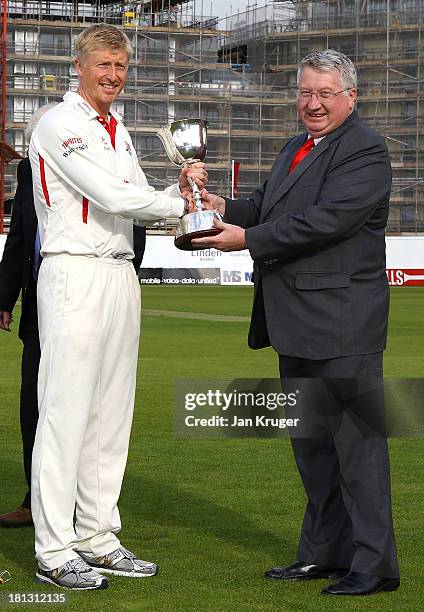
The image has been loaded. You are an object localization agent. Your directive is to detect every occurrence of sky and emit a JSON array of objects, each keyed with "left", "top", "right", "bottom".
[{"left": 188, "top": 0, "right": 268, "bottom": 19}]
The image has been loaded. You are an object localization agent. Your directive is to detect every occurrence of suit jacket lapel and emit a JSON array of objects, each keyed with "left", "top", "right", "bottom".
[
  {"left": 260, "top": 134, "right": 305, "bottom": 222},
  {"left": 261, "top": 111, "right": 360, "bottom": 222}
]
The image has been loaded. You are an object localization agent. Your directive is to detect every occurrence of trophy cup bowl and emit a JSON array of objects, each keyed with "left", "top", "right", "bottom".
[{"left": 157, "top": 118, "right": 223, "bottom": 251}]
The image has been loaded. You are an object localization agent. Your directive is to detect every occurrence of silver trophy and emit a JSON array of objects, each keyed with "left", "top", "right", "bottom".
[{"left": 157, "top": 118, "right": 223, "bottom": 250}]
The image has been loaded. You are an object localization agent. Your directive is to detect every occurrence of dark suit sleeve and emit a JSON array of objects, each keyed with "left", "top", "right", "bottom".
[
  {"left": 224, "top": 180, "right": 267, "bottom": 228},
  {"left": 246, "top": 138, "right": 391, "bottom": 262},
  {"left": 0, "top": 160, "right": 27, "bottom": 312}
]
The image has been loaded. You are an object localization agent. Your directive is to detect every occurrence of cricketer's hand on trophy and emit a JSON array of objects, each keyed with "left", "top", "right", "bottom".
[
  {"left": 179, "top": 162, "right": 208, "bottom": 197},
  {"left": 180, "top": 191, "right": 197, "bottom": 214}
]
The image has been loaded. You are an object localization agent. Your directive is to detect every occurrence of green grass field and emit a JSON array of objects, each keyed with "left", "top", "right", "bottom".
[{"left": 0, "top": 287, "right": 423, "bottom": 611}]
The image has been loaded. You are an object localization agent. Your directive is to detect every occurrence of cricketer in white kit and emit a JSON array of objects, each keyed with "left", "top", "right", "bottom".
[{"left": 28, "top": 24, "right": 206, "bottom": 590}]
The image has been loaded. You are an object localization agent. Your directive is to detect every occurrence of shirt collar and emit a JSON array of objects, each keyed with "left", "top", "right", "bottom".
[
  {"left": 63, "top": 91, "right": 121, "bottom": 122},
  {"left": 310, "top": 135, "right": 326, "bottom": 146}
]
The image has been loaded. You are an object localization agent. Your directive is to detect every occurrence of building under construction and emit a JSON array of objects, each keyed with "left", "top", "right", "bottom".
[{"left": 1, "top": 0, "right": 423, "bottom": 233}]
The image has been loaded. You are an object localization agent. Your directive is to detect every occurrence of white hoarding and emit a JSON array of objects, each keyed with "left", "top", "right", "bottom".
[
  {"left": 140, "top": 235, "right": 424, "bottom": 286},
  {"left": 1, "top": 234, "right": 423, "bottom": 286}
]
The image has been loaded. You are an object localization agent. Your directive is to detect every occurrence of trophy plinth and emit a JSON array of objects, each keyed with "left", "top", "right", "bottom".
[{"left": 157, "top": 118, "right": 222, "bottom": 251}]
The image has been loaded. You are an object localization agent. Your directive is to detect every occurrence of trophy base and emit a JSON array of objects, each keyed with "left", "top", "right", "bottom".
[
  {"left": 174, "top": 210, "right": 223, "bottom": 251},
  {"left": 175, "top": 227, "right": 222, "bottom": 251}
]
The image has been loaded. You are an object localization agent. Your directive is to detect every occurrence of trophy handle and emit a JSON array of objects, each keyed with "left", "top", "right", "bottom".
[
  {"left": 187, "top": 174, "right": 203, "bottom": 211},
  {"left": 156, "top": 128, "right": 185, "bottom": 167}
]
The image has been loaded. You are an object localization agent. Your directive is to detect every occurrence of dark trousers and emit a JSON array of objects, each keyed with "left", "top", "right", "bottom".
[
  {"left": 20, "top": 331, "right": 40, "bottom": 509},
  {"left": 279, "top": 352, "right": 399, "bottom": 579}
]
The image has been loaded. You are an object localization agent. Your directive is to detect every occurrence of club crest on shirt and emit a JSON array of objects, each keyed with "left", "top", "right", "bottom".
[
  {"left": 100, "top": 135, "right": 113, "bottom": 151},
  {"left": 62, "top": 137, "right": 88, "bottom": 158}
]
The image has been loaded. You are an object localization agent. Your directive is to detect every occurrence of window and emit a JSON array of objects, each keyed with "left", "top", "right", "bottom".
[
  {"left": 14, "top": 30, "right": 38, "bottom": 54},
  {"left": 40, "top": 31, "right": 70, "bottom": 56},
  {"left": 111, "top": 102, "right": 125, "bottom": 118},
  {"left": 134, "top": 136, "right": 161, "bottom": 160},
  {"left": 402, "top": 101, "right": 416, "bottom": 119},
  {"left": 403, "top": 36, "right": 417, "bottom": 57},
  {"left": 13, "top": 97, "right": 39, "bottom": 123},
  {"left": 13, "top": 130, "right": 26, "bottom": 155},
  {"left": 400, "top": 205, "right": 416, "bottom": 231},
  {"left": 13, "top": 62, "right": 38, "bottom": 89}
]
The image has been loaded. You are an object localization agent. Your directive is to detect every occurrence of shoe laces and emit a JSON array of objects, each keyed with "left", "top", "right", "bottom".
[{"left": 62, "top": 558, "right": 91, "bottom": 574}]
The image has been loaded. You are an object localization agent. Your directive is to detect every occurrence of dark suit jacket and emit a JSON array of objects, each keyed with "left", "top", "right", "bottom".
[
  {"left": 225, "top": 111, "right": 391, "bottom": 360},
  {"left": 132, "top": 224, "right": 146, "bottom": 272},
  {"left": 0, "top": 158, "right": 146, "bottom": 341},
  {"left": 0, "top": 158, "right": 38, "bottom": 340}
]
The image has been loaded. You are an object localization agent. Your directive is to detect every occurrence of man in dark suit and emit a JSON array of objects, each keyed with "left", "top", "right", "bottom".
[
  {"left": 0, "top": 157, "right": 146, "bottom": 528},
  {"left": 0, "top": 156, "right": 39, "bottom": 527},
  {"left": 193, "top": 50, "right": 399, "bottom": 596}
]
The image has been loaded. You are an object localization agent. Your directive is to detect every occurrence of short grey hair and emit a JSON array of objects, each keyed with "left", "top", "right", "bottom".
[
  {"left": 298, "top": 50, "right": 357, "bottom": 92},
  {"left": 25, "top": 102, "right": 59, "bottom": 141}
]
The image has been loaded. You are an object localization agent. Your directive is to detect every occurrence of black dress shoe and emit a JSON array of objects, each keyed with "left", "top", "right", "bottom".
[
  {"left": 322, "top": 571, "right": 400, "bottom": 596},
  {"left": 265, "top": 560, "right": 348, "bottom": 581}
]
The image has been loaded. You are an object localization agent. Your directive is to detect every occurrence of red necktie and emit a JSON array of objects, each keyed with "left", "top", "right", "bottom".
[
  {"left": 288, "top": 137, "right": 315, "bottom": 173},
  {"left": 97, "top": 115, "right": 118, "bottom": 150}
]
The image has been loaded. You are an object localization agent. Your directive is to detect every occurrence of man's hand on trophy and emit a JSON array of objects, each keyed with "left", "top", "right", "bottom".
[
  {"left": 179, "top": 162, "right": 208, "bottom": 192},
  {"left": 199, "top": 189, "right": 226, "bottom": 216},
  {"left": 192, "top": 218, "right": 247, "bottom": 252}
]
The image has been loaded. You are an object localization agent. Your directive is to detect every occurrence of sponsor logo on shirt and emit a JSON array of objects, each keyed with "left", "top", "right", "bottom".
[
  {"left": 62, "top": 137, "right": 88, "bottom": 158},
  {"left": 76, "top": 100, "right": 93, "bottom": 116}
]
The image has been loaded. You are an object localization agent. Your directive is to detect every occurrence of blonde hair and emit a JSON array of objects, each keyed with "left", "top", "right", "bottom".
[{"left": 75, "top": 24, "right": 133, "bottom": 62}]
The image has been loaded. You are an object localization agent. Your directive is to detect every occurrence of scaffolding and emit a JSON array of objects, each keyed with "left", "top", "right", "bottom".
[
  {"left": 1, "top": 0, "right": 423, "bottom": 234},
  {"left": 220, "top": 0, "right": 424, "bottom": 234}
]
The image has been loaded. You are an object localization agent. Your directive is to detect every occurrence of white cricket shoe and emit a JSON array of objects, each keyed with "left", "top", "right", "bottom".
[
  {"left": 35, "top": 557, "right": 108, "bottom": 590},
  {"left": 79, "top": 546, "right": 158, "bottom": 578}
]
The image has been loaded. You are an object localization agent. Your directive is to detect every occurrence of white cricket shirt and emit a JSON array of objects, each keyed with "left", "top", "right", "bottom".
[{"left": 29, "top": 91, "right": 184, "bottom": 259}]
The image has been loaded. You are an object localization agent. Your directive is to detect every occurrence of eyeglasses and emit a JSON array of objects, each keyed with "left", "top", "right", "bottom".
[{"left": 296, "top": 88, "right": 352, "bottom": 102}]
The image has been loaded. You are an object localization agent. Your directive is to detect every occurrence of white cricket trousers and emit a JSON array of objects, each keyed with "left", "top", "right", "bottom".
[{"left": 32, "top": 254, "right": 141, "bottom": 571}]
